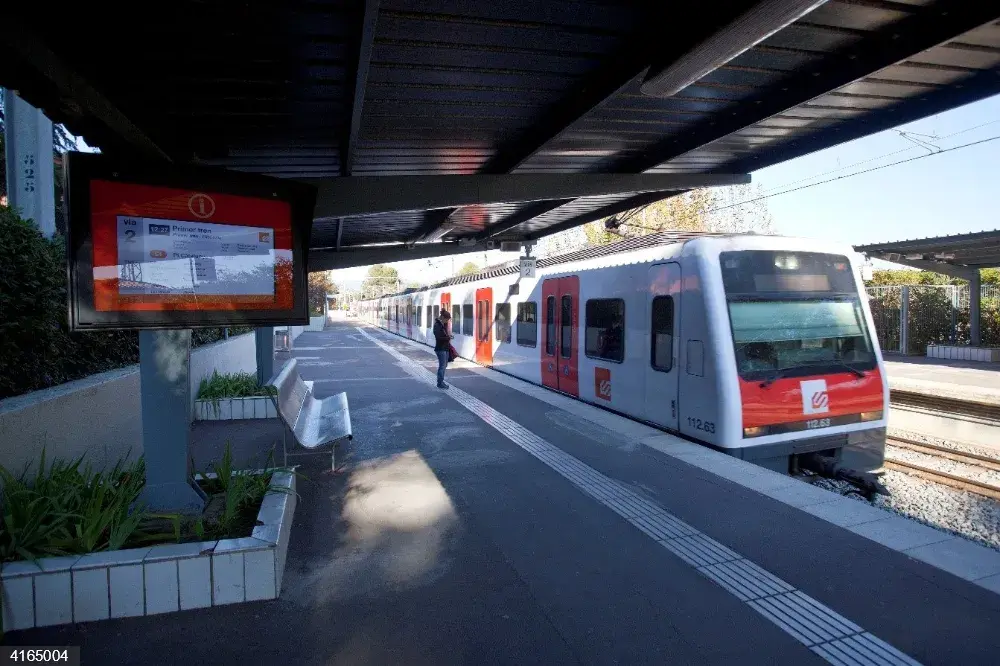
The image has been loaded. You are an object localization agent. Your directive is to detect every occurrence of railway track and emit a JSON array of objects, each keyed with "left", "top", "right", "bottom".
[
  {"left": 890, "top": 389, "right": 1000, "bottom": 423},
  {"left": 885, "top": 435, "right": 1000, "bottom": 502}
]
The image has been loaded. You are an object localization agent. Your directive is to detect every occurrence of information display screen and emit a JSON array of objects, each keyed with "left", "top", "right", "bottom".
[{"left": 67, "top": 153, "right": 314, "bottom": 330}]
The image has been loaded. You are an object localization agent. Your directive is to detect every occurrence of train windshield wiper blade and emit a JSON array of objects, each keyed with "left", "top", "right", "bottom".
[
  {"left": 809, "top": 359, "right": 866, "bottom": 379},
  {"left": 759, "top": 367, "right": 794, "bottom": 388}
]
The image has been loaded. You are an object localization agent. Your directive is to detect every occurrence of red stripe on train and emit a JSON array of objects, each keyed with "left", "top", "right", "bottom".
[{"left": 739, "top": 368, "right": 883, "bottom": 429}]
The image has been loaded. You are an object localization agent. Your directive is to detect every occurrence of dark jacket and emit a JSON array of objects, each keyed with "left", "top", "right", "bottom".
[{"left": 433, "top": 319, "right": 450, "bottom": 352}]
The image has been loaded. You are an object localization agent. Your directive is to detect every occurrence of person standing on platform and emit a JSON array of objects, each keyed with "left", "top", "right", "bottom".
[{"left": 433, "top": 309, "right": 453, "bottom": 389}]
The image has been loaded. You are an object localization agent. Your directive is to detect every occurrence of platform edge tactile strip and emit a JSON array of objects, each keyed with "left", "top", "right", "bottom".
[{"left": 357, "top": 326, "right": 924, "bottom": 666}]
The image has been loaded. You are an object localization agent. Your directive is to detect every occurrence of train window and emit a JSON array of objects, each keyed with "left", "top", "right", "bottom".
[
  {"left": 463, "top": 304, "right": 474, "bottom": 335},
  {"left": 545, "top": 297, "right": 556, "bottom": 355},
  {"left": 495, "top": 303, "right": 511, "bottom": 344},
  {"left": 477, "top": 300, "right": 491, "bottom": 342},
  {"left": 517, "top": 302, "right": 537, "bottom": 347},
  {"left": 452, "top": 305, "right": 462, "bottom": 335},
  {"left": 585, "top": 299, "right": 624, "bottom": 363},
  {"left": 395, "top": 305, "right": 400, "bottom": 324},
  {"left": 433, "top": 305, "right": 440, "bottom": 322},
  {"left": 651, "top": 296, "right": 674, "bottom": 372},
  {"left": 560, "top": 296, "right": 573, "bottom": 359},
  {"left": 426, "top": 306, "right": 432, "bottom": 328}
]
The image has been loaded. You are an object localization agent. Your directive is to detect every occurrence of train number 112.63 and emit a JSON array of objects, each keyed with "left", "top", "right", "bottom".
[
  {"left": 687, "top": 417, "right": 716, "bottom": 434},
  {"left": 806, "top": 418, "right": 831, "bottom": 429}
]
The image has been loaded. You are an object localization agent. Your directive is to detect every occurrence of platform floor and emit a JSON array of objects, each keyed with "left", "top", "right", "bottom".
[
  {"left": 886, "top": 357, "right": 1000, "bottom": 404},
  {"left": 8, "top": 323, "right": 1000, "bottom": 665}
]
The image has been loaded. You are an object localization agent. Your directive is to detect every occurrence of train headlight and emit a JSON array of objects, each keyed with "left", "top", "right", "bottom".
[
  {"left": 859, "top": 410, "right": 883, "bottom": 422},
  {"left": 743, "top": 426, "right": 768, "bottom": 438}
]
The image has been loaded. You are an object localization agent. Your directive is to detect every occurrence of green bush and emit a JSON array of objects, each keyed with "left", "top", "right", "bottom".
[
  {"left": 0, "top": 451, "right": 148, "bottom": 562},
  {"left": 197, "top": 370, "right": 274, "bottom": 400},
  {"left": 0, "top": 208, "right": 258, "bottom": 400}
]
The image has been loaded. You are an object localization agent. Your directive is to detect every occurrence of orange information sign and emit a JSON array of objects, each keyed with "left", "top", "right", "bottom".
[{"left": 66, "top": 152, "right": 314, "bottom": 331}]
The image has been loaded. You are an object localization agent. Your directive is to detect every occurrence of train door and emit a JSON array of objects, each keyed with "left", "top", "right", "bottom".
[
  {"left": 475, "top": 287, "right": 493, "bottom": 365},
  {"left": 642, "top": 263, "right": 680, "bottom": 429},
  {"left": 540, "top": 276, "right": 579, "bottom": 396},
  {"left": 441, "top": 292, "right": 452, "bottom": 335},
  {"left": 406, "top": 298, "right": 413, "bottom": 338}
]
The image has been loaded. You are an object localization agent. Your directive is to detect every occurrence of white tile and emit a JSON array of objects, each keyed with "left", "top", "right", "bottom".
[
  {"left": 266, "top": 401, "right": 278, "bottom": 418},
  {"left": 34, "top": 571, "right": 73, "bottom": 626},
  {"left": 212, "top": 552, "right": 245, "bottom": 605},
  {"left": 847, "top": 517, "right": 952, "bottom": 552},
  {"left": 144, "top": 560, "right": 179, "bottom": 615},
  {"left": 145, "top": 541, "right": 217, "bottom": 562},
  {"left": 72, "top": 568, "right": 110, "bottom": 622},
  {"left": 2, "top": 575, "right": 35, "bottom": 630},
  {"left": 905, "top": 537, "right": 1000, "bottom": 581},
  {"left": 178, "top": 557, "right": 212, "bottom": 610},
  {"left": 2, "top": 561, "right": 41, "bottom": 579},
  {"left": 219, "top": 400, "right": 232, "bottom": 420},
  {"left": 74, "top": 548, "right": 151, "bottom": 569},
  {"left": 258, "top": 398, "right": 268, "bottom": 418},
  {"left": 244, "top": 549, "right": 277, "bottom": 601},
  {"left": 109, "top": 565, "right": 145, "bottom": 618},
  {"left": 800, "top": 497, "right": 887, "bottom": 527}
]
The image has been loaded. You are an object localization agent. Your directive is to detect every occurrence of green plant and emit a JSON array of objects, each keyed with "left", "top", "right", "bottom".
[
  {"left": 0, "top": 451, "right": 148, "bottom": 562},
  {"left": 197, "top": 370, "right": 275, "bottom": 401}
]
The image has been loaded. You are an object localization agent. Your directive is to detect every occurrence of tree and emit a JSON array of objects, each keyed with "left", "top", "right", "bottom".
[
  {"left": 308, "top": 271, "right": 336, "bottom": 315},
  {"left": 581, "top": 184, "right": 773, "bottom": 247},
  {"left": 360, "top": 264, "right": 400, "bottom": 299},
  {"left": 456, "top": 261, "right": 480, "bottom": 276}
]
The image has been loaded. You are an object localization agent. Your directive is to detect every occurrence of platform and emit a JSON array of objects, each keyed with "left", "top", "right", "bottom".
[
  {"left": 8, "top": 322, "right": 1000, "bottom": 665},
  {"left": 885, "top": 357, "right": 1000, "bottom": 452},
  {"left": 886, "top": 357, "right": 1000, "bottom": 406}
]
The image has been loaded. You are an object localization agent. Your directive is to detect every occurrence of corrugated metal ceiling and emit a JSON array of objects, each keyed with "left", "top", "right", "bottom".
[{"left": 3, "top": 1, "right": 999, "bottom": 262}]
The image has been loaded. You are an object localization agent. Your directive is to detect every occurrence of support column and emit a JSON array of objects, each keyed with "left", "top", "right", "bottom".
[
  {"left": 899, "top": 286, "right": 910, "bottom": 354},
  {"left": 256, "top": 327, "right": 275, "bottom": 385},
  {"left": 139, "top": 330, "right": 206, "bottom": 513},
  {"left": 3, "top": 90, "right": 55, "bottom": 237},
  {"left": 970, "top": 271, "right": 982, "bottom": 347}
]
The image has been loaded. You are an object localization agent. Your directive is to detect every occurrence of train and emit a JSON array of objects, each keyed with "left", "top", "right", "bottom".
[{"left": 356, "top": 232, "right": 889, "bottom": 476}]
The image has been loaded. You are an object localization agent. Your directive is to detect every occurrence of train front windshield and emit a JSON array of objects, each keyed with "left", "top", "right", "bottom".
[{"left": 720, "top": 251, "right": 877, "bottom": 381}]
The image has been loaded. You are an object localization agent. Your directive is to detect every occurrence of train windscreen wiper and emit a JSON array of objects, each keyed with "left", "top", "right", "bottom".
[
  {"left": 804, "top": 359, "right": 867, "bottom": 379},
  {"left": 758, "top": 367, "right": 795, "bottom": 388}
]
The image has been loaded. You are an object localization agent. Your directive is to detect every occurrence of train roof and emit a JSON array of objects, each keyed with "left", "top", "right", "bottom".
[{"left": 368, "top": 230, "right": 720, "bottom": 299}]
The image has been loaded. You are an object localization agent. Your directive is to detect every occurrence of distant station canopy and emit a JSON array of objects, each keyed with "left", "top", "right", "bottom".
[{"left": 855, "top": 229, "right": 1000, "bottom": 348}]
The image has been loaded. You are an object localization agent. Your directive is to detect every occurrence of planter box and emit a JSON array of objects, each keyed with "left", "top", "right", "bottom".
[
  {"left": 306, "top": 315, "right": 326, "bottom": 332},
  {"left": 194, "top": 396, "right": 277, "bottom": 421},
  {"left": 1, "top": 471, "right": 297, "bottom": 630},
  {"left": 927, "top": 345, "right": 1000, "bottom": 363}
]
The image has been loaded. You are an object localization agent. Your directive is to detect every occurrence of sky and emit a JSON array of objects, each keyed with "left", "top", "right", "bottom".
[{"left": 327, "top": 92, "right": 1000, "bottom": 291}]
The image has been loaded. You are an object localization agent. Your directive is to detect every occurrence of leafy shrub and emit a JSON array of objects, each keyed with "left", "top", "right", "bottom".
[
  {"left": 196, "top": 370, "right": 274, "bottom": 400},
  {"left": 0, "top": 451, "right": 147, "bottom": 562}
]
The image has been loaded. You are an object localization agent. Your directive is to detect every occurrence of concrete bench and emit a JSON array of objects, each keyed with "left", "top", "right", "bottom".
[{"left": 267, "top": 358, "right": 353, "bottom": 469}]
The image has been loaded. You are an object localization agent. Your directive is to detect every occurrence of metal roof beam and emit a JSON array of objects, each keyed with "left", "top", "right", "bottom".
[
  {"left": 0, "top": 16, "right": 170, "bottom": 162},
  {"left": 311, "top": 173, "right": 749, "bottom": 219},
  {"left": 310, "top": 240, "right": 488, "bottom": 271},
  {"left": 475, "top": 199, "right": 576, "bottom": 241},
  {"left": 341, "top": 0, "right": 380, "bottom": 177},
  {"left": 859, "top": 254, "right": 975, "bottom": 280},
  {"left": 609, "top": 3, "right": 1000, "bottom": 174},
  {"left": 411, "top": 1, "right": 761, "bottom": 242}
]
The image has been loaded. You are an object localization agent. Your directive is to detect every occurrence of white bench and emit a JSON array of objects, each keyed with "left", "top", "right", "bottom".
[{"left": 267, "top": 358, "right": 352, "bottom": 469}]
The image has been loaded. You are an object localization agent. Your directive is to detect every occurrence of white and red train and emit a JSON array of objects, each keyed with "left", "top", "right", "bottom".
[{"left": 357, "top": 233, "right": 888, "bottom": 474}]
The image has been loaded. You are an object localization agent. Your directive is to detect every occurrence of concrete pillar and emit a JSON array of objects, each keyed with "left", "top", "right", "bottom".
[
  {"left": 3, "top": 90, "right": 56, "bottom": 237},
  {"left": 899, "top": 286, "right": 910, "bottom": 354},
  {"left": 970, "top": 271, "right": 982, "bottom": 347},
  {"left": 138, "top": 330, "right": 206, "bottom": 513},
  {"left": 256, "top": 327, "right": 275, "bottom": 385}
]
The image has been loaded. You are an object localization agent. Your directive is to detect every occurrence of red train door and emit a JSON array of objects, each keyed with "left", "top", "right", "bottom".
[
  {"left": 475, "top": 287, "right": 493, "bottom": 365},
  {"left": 441, "top": 292, "right": 452, "bottom": 335},
  {"left": 540, "top": 276, "right": 579, "bottom": 396}
]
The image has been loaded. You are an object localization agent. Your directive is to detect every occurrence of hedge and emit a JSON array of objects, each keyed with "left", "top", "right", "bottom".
[{"left": 0, "top": 207, "right": 253, "bottom": 400}]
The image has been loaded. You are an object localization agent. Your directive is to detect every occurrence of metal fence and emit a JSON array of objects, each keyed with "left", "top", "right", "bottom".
[{"left": 865, "top": 285, "right": 1000, "bottom": 354}]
